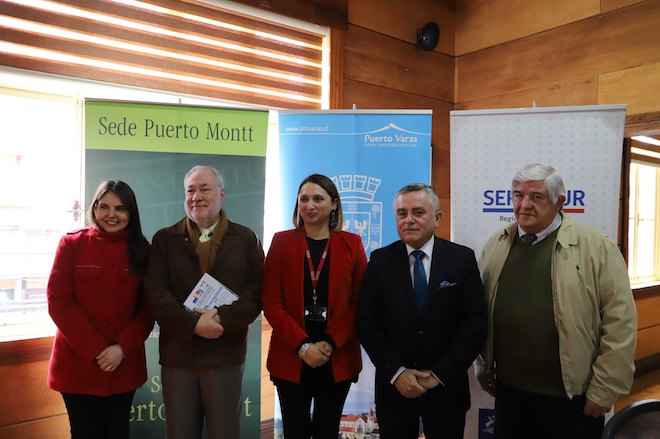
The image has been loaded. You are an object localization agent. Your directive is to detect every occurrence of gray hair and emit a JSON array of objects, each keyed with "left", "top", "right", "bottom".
[
  {"left": 512, "top": 163, "right": 566, "bottom": 203},
  {"left": 395, "top": 183, "right": 440, "bottom": 212},
  {"left": 184, "top": 165, "right": 224, "bottom": 189}
]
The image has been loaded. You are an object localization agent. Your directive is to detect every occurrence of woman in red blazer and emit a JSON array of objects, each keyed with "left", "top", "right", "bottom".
[
  {"left": 264, "top": 173, "right": 367, "bottom": 439},
  {"left": 47, "top": 180, "right": 153, "bottom": 439}
]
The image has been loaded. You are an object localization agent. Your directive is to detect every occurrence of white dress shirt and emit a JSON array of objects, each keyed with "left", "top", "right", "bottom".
[
  {"left": 405, "top": 236, "right": 434, "bottom": 285},
  {"left": 392, "top": 235, "right": 443, "bottom": 386},
  {"left": 517, "top": 213, "right": 562, "bottom": 245}
]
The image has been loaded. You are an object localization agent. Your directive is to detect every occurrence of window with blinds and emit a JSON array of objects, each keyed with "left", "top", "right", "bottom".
[{"left": 0, "top": 0, "right": 325, "bottom": 108}]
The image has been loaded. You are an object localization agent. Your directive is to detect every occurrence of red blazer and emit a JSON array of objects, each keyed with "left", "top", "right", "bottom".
[
  {"left": 47, "top": 227, "right": 153, "bottom": 396},
  {"left": 263, "top": 229, "right": 367, "bottom": 383}
]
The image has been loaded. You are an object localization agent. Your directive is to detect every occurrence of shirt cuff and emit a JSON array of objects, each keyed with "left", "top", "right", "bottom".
[
  {"left": 431, "top": 371, "right": 445, "bottom": 387},
  {"left": 298, "top": 342, "right": 312, "bottom": 357},
  {"left": 390, "top": 367, "right": 407, "bottom": 384}
]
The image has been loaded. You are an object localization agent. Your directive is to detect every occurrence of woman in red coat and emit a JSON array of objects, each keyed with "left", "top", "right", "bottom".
[
  {"left": 47, "top": 180, "right": 153, "bottom": 439},
  {"left": 263, "top": 174, "right": 367, "bottom": 439}
]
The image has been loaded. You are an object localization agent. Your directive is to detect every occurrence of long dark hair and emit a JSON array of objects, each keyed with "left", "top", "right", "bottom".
[
  {"left": 89, "top": 180, "right": 149, "bottom": 276},
  {"left": 291, "top": 174, "right": 343, "bottom": 231}
]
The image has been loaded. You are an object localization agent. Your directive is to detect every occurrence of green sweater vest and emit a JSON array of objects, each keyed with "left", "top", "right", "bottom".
[{"left": 494, "top": 229, "right": 565, "bottom": 397}]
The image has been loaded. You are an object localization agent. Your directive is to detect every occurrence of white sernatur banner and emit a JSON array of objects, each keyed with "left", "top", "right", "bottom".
[
  {"left": 451, "top": 104, "right": 625, "bottom": 256},
  {"left": 450, "top": 104, "right": 626, "bottom": 439}
]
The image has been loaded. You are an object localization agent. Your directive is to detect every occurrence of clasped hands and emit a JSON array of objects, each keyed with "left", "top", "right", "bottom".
[
  {"left": 394, "top": 369, "right": 442, "bottom": 398},
  {"left": 194, "top": 308, "right": 224, "bottom": 339},
  {"left": 96, "top": 344, "right": 124, "bottom": 373},
  {"left": 299, "top": 341, "right": 333, "bottom": 368}
]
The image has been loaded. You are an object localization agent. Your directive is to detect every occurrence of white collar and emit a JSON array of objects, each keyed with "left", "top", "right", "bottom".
[
  {"left": 405, "top": 235, "right": 435, "bottom": 258},
  {"left": 517, "top": 213, "right": 562, "bottom": 245}
]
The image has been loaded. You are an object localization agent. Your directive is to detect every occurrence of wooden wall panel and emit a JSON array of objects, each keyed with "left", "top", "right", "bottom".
[
  {"left": 456, "top": 78, "right": 597, "bottom": 110},
  {"left": 229, "top": 0, "right": 348, "bottom": 28},
  {"left": 636, "top": 324, "right": 660, "bottom": 360},
  {"left": 455, "top": 0, "right": 600, "bottom": 55},
  {"left": 455, "top": 0, "right": 660, "bottom": 103},
  {"left": 437, "top": 197, "right": 451, "bottom": 240},
  {"left": 435, "top": 155, "right": 451, "bottom": 239},
  {"left": 330, "top": 27, "right": 345, "bottom": 108},
  {"left": 599, "top": 62, "right": 660, "bottom": 115},
  {"left": 343, "top": 79, "right": 451, "bottom": 146},
  {"left": 0, "top": 361, "right": 64, "bottom": 427},
  {"left": 348, "top": 0, "right": 455, "bottom": 56},
  {"left": 636, "top": 294, "right": 660, "bottom": 330},
  {"left": 602, "top": 0, "right": 646, "bottom": 12},
  {"left": 0, "top": 415, "right": 68, "bottom": 439},
  {"left": 344, "top": 25, "right": 454, "bottom": 103}
]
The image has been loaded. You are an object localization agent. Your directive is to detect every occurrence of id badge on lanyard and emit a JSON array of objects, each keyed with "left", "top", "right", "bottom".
[{"left": 304, "top": 240, "right": 329, "bottom": 323}]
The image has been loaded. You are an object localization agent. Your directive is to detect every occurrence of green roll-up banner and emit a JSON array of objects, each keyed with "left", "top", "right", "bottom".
[{"left": 84, "top": 100, "right": 267, "bottom": 439}]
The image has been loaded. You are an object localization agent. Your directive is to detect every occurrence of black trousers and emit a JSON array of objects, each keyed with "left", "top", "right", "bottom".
[
  {"left": 375, "top": 380, "right": 466, "bottom": 439},
  {"left": 62, "top": 391, "right": 135, "bottom": 439},
  {"left": 495, "top": 382, "right": 604, "bottom": 439},
  {"left": 275, "top": 369, "right": 352, "bottom": 439}
]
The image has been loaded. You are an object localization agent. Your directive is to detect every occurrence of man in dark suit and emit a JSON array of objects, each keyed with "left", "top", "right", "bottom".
[{"left": 359, "top": 183, "right": 487, "bottom": 439}]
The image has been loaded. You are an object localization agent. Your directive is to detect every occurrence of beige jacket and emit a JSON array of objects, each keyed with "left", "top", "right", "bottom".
[{"left": 476, "top": 214, "right": 636, "bottom": 409}]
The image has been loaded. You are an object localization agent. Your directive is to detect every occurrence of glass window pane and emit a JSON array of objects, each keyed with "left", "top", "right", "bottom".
[
  {"left": 0, "top": 90, "right": 82, "bottom": 341},
  {"left": 628, "top": 220, "right": 635, "bottom": 278},
  {"left": 629, "top": 163, "right": 637, "bottom": 221},
  {"left": 635, "top": 220, "right": 656, "bottom": 278},
  {"left": 637, "top": 165, "right": 657, "bottom": 220}
]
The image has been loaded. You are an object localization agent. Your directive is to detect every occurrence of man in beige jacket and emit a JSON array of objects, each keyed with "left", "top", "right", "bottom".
[{"left": 477, "top": 163, "right": 636, "bottom": 439}]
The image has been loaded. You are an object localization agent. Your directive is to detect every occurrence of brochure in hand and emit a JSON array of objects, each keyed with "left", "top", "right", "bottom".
[{"left": 183, "top": 273, "right": 238, "bottom": 311}]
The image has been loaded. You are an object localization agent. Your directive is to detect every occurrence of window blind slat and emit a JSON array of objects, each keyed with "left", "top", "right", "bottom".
[
  {"left": 0, "top": 27, "right": 322, "bottom": 97},
  {"left": 0, "top": 3, "right": 322, "bottom": 79},
  {"left": 53, "top": 0, "right": 322, "bottom": 62},
  {"left": 159, "top": 0, "right": 323, "bottom": 46},
  {"left": 0, "top": 51, "right": 320, "bottom": 108},
  {"left": 0, "top": 0, "right": 325, "bottom": 108}
]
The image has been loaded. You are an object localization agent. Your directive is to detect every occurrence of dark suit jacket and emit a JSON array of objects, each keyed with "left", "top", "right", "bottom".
[
  {"left": 359, "top": 236, "right": 486, "bottom": 411},
  {"left": 263, "top": 229, "right": 367, "bottom": 383}
]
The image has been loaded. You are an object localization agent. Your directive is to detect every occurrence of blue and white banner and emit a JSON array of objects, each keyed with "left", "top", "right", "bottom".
[
  {"left": 276, "top": 111, "right": 431, "bottom": 254},
  {"left": 274, "top": 110, "right": 432, "bottom": 438}
]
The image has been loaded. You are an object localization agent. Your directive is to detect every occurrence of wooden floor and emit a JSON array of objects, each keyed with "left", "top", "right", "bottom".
[
  {"left": 261, "top": 320, "right": 274, "bottom": 421},
  {"left": 616, "top": 369, "right": 660, "bottom": 410},
  {"left": 257, "top": 369, "right": 660, "bottom": 438}
]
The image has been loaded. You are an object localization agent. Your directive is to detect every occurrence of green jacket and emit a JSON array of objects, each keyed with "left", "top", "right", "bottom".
[{"left": 476, "top": 214, "right": 636, "bottom": 409}]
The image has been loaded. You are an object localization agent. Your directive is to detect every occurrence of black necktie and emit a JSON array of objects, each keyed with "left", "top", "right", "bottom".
[
  {"left": 412, "top": 250, "right": 428, "bottom": 310},
  {"left": 520, "top": 233, "right": 538, "bottom": 245}
]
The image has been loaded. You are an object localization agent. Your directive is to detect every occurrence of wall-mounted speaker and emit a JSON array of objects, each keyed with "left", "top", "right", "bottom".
[{"left": 416, "top": 22, "right": 440, "bottom": 51}]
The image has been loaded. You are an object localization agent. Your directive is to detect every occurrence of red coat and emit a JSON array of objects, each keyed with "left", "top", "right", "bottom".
[
  {"left": 263, "top": 229, "right": 367, "bottom": 383},
  {"left": 47, "top": 227, "right": 153, "bottom": 396}
]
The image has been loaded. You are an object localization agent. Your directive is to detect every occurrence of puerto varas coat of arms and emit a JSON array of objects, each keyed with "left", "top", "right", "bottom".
[{"left": 332, "top": 174, "right": 382, "bottom": 253}]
